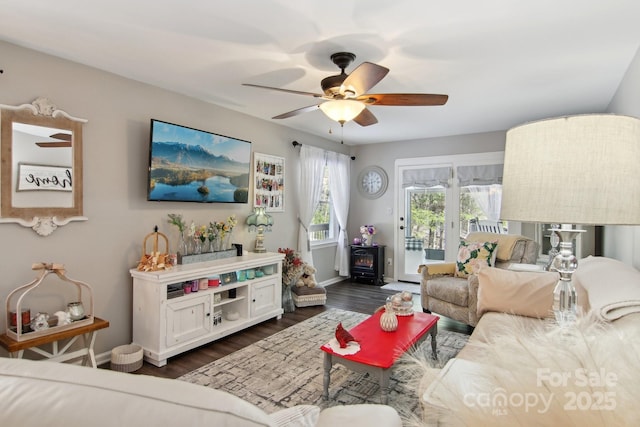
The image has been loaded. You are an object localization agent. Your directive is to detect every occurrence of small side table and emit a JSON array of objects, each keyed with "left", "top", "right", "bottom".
[{"left": 0, "top": 317, "right": 109, "bottom": 368}]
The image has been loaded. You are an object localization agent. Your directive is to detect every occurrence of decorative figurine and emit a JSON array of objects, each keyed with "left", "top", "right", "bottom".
[
  {"left": 335, "top": 322, "right": 358, "bottom": 348},
  {"left": 54, "top": 310, "right": 72, "bottom": 326},
  {"left": 31, "top": 312, "right": 50, "bottom": 331}
]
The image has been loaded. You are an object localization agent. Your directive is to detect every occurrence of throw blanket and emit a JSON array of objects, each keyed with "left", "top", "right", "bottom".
[
  {"left": 574, "top": 256, "right": 640, "bottom": 321},
  {"left": 418, "top": 263, "right": 455, "bottom": 276},
  {"left": 420, "top": 313, "right": 640, "bottom": 426},
  {"left": 466, "top": 232, "right": 526, "bottom": 262}
]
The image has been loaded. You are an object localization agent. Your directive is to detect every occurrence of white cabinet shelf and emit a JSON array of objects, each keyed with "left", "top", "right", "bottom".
[
  {"left": 130, "top": 252, "right": 284, "bottom": 367},
  {"left": 214, "top": 295, "right": 246, "bottom": 308}
]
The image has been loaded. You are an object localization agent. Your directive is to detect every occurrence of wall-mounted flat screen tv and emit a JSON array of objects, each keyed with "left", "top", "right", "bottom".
[{"left": 147, "top": 119, "right": 251, "bottom": 203}]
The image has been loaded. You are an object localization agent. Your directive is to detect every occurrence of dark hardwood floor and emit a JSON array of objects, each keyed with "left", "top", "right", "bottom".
[{"left": 122, "top": 279, "right": 471, "bottom": 379}]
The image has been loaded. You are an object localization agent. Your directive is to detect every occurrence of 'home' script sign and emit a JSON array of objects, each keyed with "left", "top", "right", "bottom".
[{"left": 17, "top": 163, "right": 72, "bottom": 192}]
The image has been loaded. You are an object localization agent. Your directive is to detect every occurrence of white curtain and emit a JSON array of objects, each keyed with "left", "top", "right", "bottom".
[
  {"left": 297, "top": 145, "right": 325, "bottom": 265},
  {"left": 456, "top": 164, "right": 503, "bottom": 186},
  {"left": 327, "top": 151, "right": 351, "bottom": 276},
  {"left": 466, "top": 184, "right": 503, "bottom": 221},
  {"left": 457, "top": 164, "right": 503, "bottom": 221},
  {"left": 402, "top": 166, "right": 452, "bottom": 188}
]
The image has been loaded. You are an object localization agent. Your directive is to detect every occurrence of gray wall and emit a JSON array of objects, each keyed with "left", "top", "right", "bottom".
[
  {"left": 0, "top": 41, "right": 348, "bottom": 357},
  {"left": 604, "top": 46, "right": 640, "bottom": 269}
]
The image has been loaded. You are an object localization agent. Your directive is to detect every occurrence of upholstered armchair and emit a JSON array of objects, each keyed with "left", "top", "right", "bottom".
[{"left": 419, "top": 232, "right": 539, "bottom": 327}]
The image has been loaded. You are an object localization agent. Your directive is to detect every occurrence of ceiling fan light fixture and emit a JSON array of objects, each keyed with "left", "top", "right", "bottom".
[{"left": 319, "top": 100, "right": 365, "bottom": 124}]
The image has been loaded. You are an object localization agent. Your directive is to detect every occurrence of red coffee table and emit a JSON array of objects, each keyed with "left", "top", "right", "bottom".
[{"left": 320, "top": 310, "right": 439, "bottom": 404}]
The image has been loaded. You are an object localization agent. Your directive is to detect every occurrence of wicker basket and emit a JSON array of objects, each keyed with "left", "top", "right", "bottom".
[
  {"left": 291, "top": 286, "right": 327, "bottom": 307},
  {"left": 110, "top": 344, "right": 143, "bottom": 373}
]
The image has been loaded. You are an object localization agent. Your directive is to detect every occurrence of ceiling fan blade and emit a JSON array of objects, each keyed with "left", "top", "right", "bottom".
[
  {"left": 358, "top": 93, "right": 448, "bottom": 106},
  {"left": 352, "top": 107, "right": 378, "bottom": 127},
  {"left": 272, "top": 104, "right": 320, "bottom": 119},
  {"left": 242, "top": 83, "right": 323, "bottom": 98},
  {"left": 36, "top": 141, "right": 72, "bottom": 148},
  {"left": 340, "top": 62, "right": 389, "bottom": 97},
  {"left": 49, "top": 132, "right": 72, "bottom": 141}
]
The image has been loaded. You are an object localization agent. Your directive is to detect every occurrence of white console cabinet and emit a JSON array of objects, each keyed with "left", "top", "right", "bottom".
[{"left": 130, "top": 252, "right": 284, "bottom": 367}]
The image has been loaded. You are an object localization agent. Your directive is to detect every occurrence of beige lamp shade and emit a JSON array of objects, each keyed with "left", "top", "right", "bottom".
[{"left": 501, "top": 114, "right": 640, "bottom": 225}]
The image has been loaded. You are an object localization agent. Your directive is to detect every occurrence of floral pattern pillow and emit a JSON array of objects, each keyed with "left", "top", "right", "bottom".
[{"left": 455, "top": 240, "right": 498, "bottom": 278}]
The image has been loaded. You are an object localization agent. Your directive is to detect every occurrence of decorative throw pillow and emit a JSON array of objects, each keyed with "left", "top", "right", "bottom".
[
  {"left": 455, "top": 240, "right": 498, "bottom": 278},
  {"left": 477, "top": 267, "right": 560, "bottom": 318}
]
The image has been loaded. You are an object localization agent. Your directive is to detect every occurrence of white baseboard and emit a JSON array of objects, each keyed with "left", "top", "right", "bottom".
[
  {"left": 95, "top": 351, "right": 111, "bottom": 367},
  {"left": 318, "top": 276, "right": 346, "bottom": 287}
]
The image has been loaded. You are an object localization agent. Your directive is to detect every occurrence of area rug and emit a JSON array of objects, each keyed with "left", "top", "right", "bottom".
[
  {"left": 178, "top": 308, "right": 468, "bottom": 418},
  {"left": 381, "top": 281, "right": 421, "bottom": 294}
]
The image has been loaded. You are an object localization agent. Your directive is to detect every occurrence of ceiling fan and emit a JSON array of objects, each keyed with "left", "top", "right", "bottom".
[
  {"left": 36, "top": 132, "right": 72, "bottom": 148},
  {"left": 243, "top": 52, "right": 448, "bottom": 126}
]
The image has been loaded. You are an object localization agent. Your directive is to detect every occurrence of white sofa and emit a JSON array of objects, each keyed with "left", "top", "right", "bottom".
[
  {"left": 419, "top": 256, "right": 640, "bottom": 426},
  {"left": 0, "top": 357, "right": 401, "bottom": 426}
]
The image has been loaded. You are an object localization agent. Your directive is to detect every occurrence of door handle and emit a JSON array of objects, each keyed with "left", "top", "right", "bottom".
[{"left": 400, "top": 225, "right": 404, "bottom": 230}]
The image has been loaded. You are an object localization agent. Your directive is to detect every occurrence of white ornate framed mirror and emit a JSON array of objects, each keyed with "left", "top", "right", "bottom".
[{"left": 0, "top": 97, "right": 87, "bottom": 235}]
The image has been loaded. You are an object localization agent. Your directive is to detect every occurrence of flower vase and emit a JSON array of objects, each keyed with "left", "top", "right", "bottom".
[
  {"left": 225, "top": 232, "right": 233, "bottom": 250},
  {"left": 380, "top": 303, "right": 398, "bottom": 332},
  {"left": 362, "top": 234, "right": 372, "bottom": 246},
  {"left": 214, "top": 235, "right": 223, "bottom": 252},
  {"left": 193, "top": 238, "right": 202, "bottom": 255},
  {"left": 282, "top": 279, "right": 296, "bottom": 313},
  {"left": 177, "top": 231, "right": 188, "bottom": 256},
  {"left": 208, "top": 238, "right": 216, "bottom": 253}
]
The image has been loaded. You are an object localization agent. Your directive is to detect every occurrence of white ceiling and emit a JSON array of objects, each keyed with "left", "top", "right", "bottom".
[{"left": 2, "top": 0, "right": 639, "bottom": 145}]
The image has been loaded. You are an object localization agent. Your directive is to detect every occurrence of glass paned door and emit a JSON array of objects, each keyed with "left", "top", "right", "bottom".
[
  {"left": 398, "top": 185, "right": 448, "bottom": 282},
  {"left": 395, "top": 153, "right": 505, "bottom": 283}
]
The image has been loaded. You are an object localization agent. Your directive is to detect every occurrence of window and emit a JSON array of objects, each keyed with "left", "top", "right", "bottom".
[
  {"left": 309, "top": 165, "right": 338, "bottom": 245},
  {"left": 404, "top": 184, "right": 503, "bottom": 255},
  {"left": 407, "top": 186, "right": 446, "bottom": 253},
  {"left": 459, "top": 184, "right": 505, "bottom": 235}
]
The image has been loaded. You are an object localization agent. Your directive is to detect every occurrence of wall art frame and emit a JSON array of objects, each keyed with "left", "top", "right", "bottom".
[
  {"left": 253, "top": 152, "right": 285, "bottom": 212},
  {"left": 16, "top": 163, "right": 73, "bottom": 192}
]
